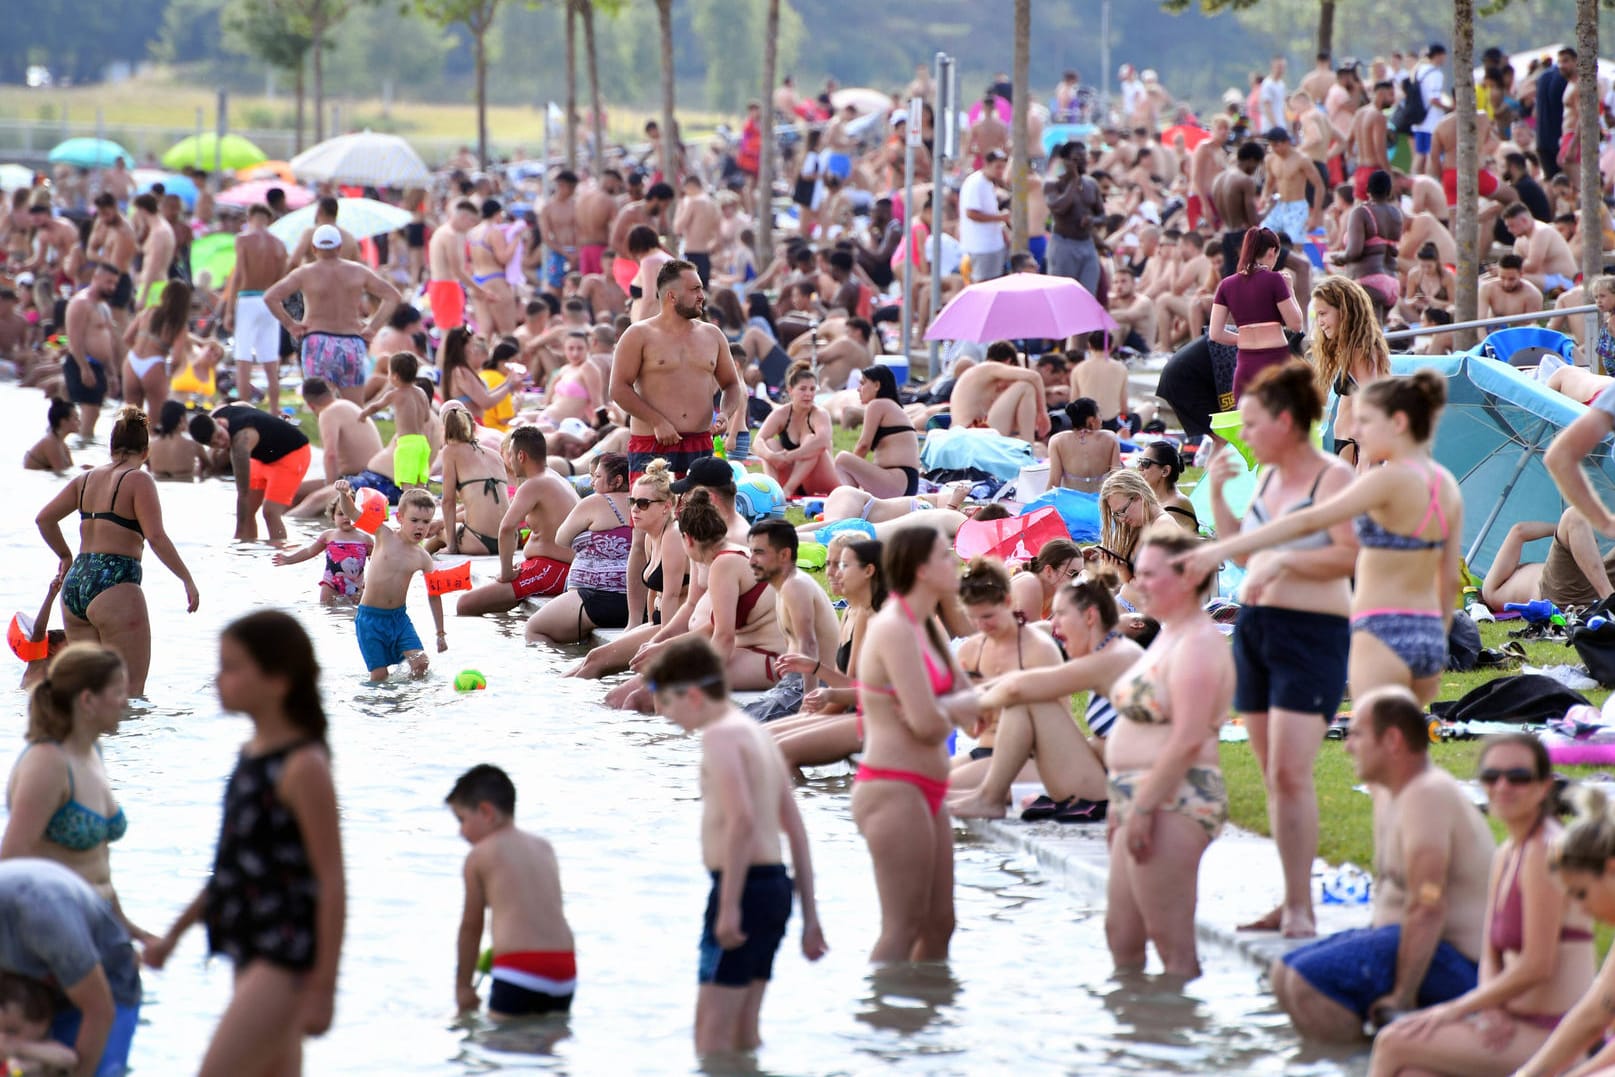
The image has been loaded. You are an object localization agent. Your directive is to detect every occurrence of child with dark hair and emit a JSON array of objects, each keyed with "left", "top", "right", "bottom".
[{"left": 445, "top": 764, "right": 577, "bottom": 1018}]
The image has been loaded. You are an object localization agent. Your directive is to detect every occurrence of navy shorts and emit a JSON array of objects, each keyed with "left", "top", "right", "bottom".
[
  {"left": 1281, "top": 924, "right": 1477, "bottom": 1018},
  {"left": 355, "top": 604, "right": 423, "bottom": 672},
  {"left": 1232, "top": 605, "right": 1350, "bottom": 718},
  {"left": 699, "top": 864, "right": 792, "bottom": 987},
  {"left": 344, "top": 469, "right": 402, "bottom": 506},
  {"left": 62, "top": 355, "right": 109, "bottom": 406}
]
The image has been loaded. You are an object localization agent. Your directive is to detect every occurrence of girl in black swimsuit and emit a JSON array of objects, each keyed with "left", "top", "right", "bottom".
[
  {"left": 755, "top": 365, "right": 839, "bottom": 496},
  {"left": 834, "top": 364, "right": 922, "bottom": 498},
  {"left": 1136, "top": 442, "right": 1199, "bottom": 532},
  {"left": 439, "top": 406, "right": 508, "bottom": 555}
]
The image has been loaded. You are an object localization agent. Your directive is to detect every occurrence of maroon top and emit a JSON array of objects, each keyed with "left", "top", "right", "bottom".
[{"left": 1213, "top": 268, "right": 1291, "bottom": 328}]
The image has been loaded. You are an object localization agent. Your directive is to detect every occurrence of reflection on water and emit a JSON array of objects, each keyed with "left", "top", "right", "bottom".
[{"left": 0, "top": 385, "right": 1367, "bottom": 1074}]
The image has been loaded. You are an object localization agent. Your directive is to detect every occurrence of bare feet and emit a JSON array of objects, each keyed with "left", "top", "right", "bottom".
[
  {"left": 946, "top": 792, "right": 1008, "bottom": 820},
  {"left": 1237, "top": 906, "right": 1317, "bottom": 938}
]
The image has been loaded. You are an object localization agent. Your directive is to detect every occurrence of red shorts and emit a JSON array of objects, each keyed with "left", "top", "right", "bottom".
[
  {"left": 579, "top": 244, "right": 606, "bottom": 277},
  {"left": 1442, "top": 167, "right": 1498, "bottom": 207},
  {"left": 249, "top": 444, "right": 312, "bottom": 507},
  {"left": 613, "top": 255, "right": 639, "bottom": 293},
  {"left": 511, "top": 555, "right": 570, "bottom": 600},
  {"left": 1353, "top": 167, "right": 1372, "bottom": 202},
  {"left": 628, "top": 431, "right": 714, "bottom": 479},
  {"left": 426, "top": 280, "right": 465, "bottom": 330}
]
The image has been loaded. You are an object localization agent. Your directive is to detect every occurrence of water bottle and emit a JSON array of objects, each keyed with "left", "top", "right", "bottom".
[{"left": 1320, "top": 862, "right": 1372, "bottom": 905}]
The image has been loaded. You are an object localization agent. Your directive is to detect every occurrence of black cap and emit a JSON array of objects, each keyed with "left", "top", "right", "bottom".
[
  {"left": 669, "top": 456, "right": 736, "bottom": 494},
  {"left": 1427, "top": 43, "right": 1446, "bottom": 57},
  {"left": 1263, "top": 127, "right": 1292, "bottom": 143}
]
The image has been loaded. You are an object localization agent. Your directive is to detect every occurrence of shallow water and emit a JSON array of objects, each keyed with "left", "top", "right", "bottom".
[{"left": 0, "top": 383, "right": 1368, "bottom": 1075}]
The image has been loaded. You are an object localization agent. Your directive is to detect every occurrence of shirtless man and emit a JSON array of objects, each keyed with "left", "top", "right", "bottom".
[
  {"left": 579, "top": 251, "right": 628, "bottom": 320},
  {"left": 611, "top": 259, "right": 745, "bottom": 478},
  {"left": 86, "top": 194, "right": 137, "bottom": 335},
  {"left": 643, "top": 635, "right": 825, "bottom": 1056},
  {"left": 130, "top": 194, "right": 174, "bottom": 309},
  {"left": 287, "top": 197, "right": 362, "bottom": 265},
  {"left": 1403, "top": 172, "right": 1449, "bottom": 225},
  {"left": 1260, "top": 129, "right": 1316, "bottom": 245},
  {"left": 1299, "top": 51, "right": 1335, "bottom": 104},
  {"left": 575, "top": 169, "right": 624, "bottom": 279},
  {"left": 742, "top": 521, "right": 842, "bottom": 722},
  {"left": 468, "top": 200, "right": 519, "bottom": 337},
  {"left": 1106, "top": 267, "right": 1156, "bottom": 351},
  {"left": 539, "top": 171, "right": 581, "bottom": 295},
  {"left": 1324, "top": 65, "right": 1365, "bottom": 144},
  {"left": 1154, "top": 239, "right": 1213, "bottom": 352},
  {"left": 1348, "top": 82, "right": 1396, "bottom": 201},
  {"left": 456, "top": 425, "right": 581, "bottom": 616},
  {"left": 1291, "top": 91, "right": 1341, "bottom": 229},
  {"left": 1071, "top": 332, "right": 1133, "bottom": 429},
  {"left": 950, "top": 340, "right": 1050, "bottom": 444},
  {"left": 286, "top": 375, "right": 386, "bottom": 511},
  {"left": 1482, "top": 506, "right": 1615, "bottom": 613},
  {"left": 427, "top": 200, "right": 483, "bottom": 347},
  {"left": 1397, "top": 210, "right": 1457, "bottom": 268},
  {"left": 221, "top": 204, "right": 290, "bottom": 411},
  {"left": 1271, "top": 687, "right": 1492, "bottom": 1042},
  {"left": 264, "top": 225, "right": 402, "bottom": 404},
  {"left": 1189, "top": 117, "right": 1230, "bottom": 229},
  {"left": 810, "top": 317, "right": 872, "bottom": 393},
  {"left": 1211, "top": 141, "right": 1265, "bottom": 276},
  {"left": 1478, "top": 254, "right": 1544, "bottom": 322},
  {"left": 62, "top": 262, "right": 121, "bottom": 439},
  {"left": 674, "top": 176, "right": 723, "bottom": 287},
  {"left": 22, "top": 199, "right": 81, "bottom": 318},
  {"left": 102, "top": 157, "right": 134, "bottom": 207},
  {"left": 609, "top": 182, "right": 675, "bottom": 297},
  {"left": 1505, "top": 202, "right": 1579, "bottom": 293},
  {"left": 966, "top": 94, "right": 1011, "bottom": 166}
]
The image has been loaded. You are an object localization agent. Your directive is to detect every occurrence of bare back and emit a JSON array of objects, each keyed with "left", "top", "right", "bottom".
[
  {"left": 235, "top": 230, "right": 289, "bottom": 292},
  {"left": 700, "top": 712, "right": 787, "bottom": 871},
  {"left": 471, "top": 827, "right": 575, "bottom": 953}
]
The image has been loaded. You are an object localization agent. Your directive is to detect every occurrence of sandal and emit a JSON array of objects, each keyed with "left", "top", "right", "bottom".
[
  {"left": 1020, "top": 795, "right": 1072, "bottom": 822},
  {"left": 1054, "top": 798, "right": 1108, "bottom": 824}
]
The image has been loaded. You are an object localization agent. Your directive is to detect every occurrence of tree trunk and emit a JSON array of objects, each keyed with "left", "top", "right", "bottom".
[
  {"left": 657, "top": 0, "right": 678, "bottom": 193},
  {"left": 1316, "top": 0, "right": 1336, "bottom": 58},
  {"left": 312, "top": 23, "right": 326, "bottom": 144},
  {"left": 1452, "top": 0, "right": 1479, "bottom": 348},
  {"left": 1010, "top": 0, "right": 1030, "bottom": 251},
  {"left": 564, "top": 0, "right": 578, "bottom": 171},
  {"left": 582, "top": 0, "right": 603, "bottom": 175},
  {"left": 1579, "top": 0, "right": 1601, "bottom": 356},
  {"left": 755, "top": 0, "right": 779, "bottom": 264},
  {"left": 475, "top": 29, "right": 489, "bottom": 168},
  {"left": 294, "top": 62, "right": 306, "bottom": 155}
]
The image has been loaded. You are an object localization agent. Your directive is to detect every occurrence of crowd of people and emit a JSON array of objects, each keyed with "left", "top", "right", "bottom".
[{"left": 11, "top": 34, "right": 1615, "bottom": 1077}]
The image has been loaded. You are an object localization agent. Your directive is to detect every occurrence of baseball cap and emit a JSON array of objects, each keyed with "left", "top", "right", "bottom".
[
  {"left": 669, "top": 456, "right": 737, "bottom": 494},
  {"left": 983, "top": 149, "right": 1008, "bottom": 163},
  {"left": 1263, "top": 127, "right": 1292, "bottom": 143},
  {"left": 312, "top": 224, "right": 343, "bottom": 250}
]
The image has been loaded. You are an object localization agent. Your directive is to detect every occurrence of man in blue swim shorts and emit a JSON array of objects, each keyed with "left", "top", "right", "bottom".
[
  {"left": 643, "top": 637, "right": 827, "bottom": 1055},
  {"left": 63, "top": 261, "right": 124, "bottom": 440},
  {"left": 1270, "top": 687, "right": 1493, "bottom": 1042}
]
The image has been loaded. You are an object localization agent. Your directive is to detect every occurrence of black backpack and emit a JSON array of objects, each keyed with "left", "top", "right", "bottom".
[{"left": 1391, "top": 66, "right": 1428, "bottom": 135}]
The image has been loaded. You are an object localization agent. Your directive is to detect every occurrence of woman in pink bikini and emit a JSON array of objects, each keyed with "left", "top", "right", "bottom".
[
  {"left": 1370, "top": 734, "right": 1594, "bottom": 1077},
  {"left": 852, "top": 528, "right": 980, "bottom": 963}
]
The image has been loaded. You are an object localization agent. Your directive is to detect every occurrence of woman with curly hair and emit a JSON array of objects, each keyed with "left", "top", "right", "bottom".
[{"left": 1310, "top": 275, "right": 1391, "bottom": 470}]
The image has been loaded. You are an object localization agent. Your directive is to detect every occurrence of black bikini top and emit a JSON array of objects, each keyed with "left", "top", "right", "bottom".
[{"left": 78, "top": 468, "right": 143, "bottom": 536}]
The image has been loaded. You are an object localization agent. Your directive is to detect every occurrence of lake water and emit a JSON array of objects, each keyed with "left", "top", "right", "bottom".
[{"left": 0, "top": 383, "right": 1367, "bottom": 1074}]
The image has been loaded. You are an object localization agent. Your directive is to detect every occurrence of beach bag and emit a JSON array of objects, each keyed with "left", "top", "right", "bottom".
[
  {"left": 1391, "top": 68, "right": 1428, "bottom": 135},
  {"left": 1446, "top": 610, "right": 1481, "bottom": 672},
  {"left": 1429, "top": 674, "right": 1590, "bottom": 725},
  {"left": 1571, "top": 603, "right": 1615, "bottom": 686},
  {"left": 955, "top": 506, "right": 1072, "bottom": 561}
]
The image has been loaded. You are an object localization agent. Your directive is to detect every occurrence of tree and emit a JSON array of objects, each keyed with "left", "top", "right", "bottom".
[
  {"left": 565, "top": 0, "right": 578, "bottom": 170},
  {"left": 1578, "top": 0, "right": 1600, "bottom": 346},
  {"left": 579, "top": 0, "right": 623, "bottom": 173},
  {"left": 221, "top": 0, "right": 314, "bottom": 151},
  {"left": 656, "top": 0, "right": 678, "bottom": 188},
  {"left": 279, "top": 0, "right": 359, "bottom": 144},
  {"left": 1159, "top": 0, "right": 1332, "bottom": 60},
  {"left": 755, "top": 0, "right": 780, "bottom": 262},
  {"left": 417, "top": 0, "right": 504, "bottom": 167},
  {"left": 1452, "top": 0, "right": 1479, "bottom": 347},
  {"left": 1010, "top": 0, "right": 1030, "bottom": 251}
]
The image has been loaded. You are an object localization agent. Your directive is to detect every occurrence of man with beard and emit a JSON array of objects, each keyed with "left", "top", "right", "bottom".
[
  {"left": 63, "top": 262, "right": 122, "bottom": 438},
  {"left": 1478, "top": 254, "right": 1543, "bottom": 321},
  {"left": 611, "top": 259, "right": 745, "bottom": 479},
  {"left": 86, "top": 193, "right": 138, "bottom": 337}
]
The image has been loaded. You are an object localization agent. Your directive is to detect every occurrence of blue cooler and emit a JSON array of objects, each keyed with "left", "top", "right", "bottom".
[{"left": 876, "top": 354, "right": 910, "bottom": 386}]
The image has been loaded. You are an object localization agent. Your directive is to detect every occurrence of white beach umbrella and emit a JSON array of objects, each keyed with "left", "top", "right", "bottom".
[
  {"left": 268, "top": 197, "right": 414, "bottom": 245},
  {"left": 288, "top": 131, "right": 431, "bottom": 188}
]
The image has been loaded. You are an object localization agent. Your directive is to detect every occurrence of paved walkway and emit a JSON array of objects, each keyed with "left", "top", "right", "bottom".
[{"left": 965, "top": 817, "right": 1374, "bottom": 971}]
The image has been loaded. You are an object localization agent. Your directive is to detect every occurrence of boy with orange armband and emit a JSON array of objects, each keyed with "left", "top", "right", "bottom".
[{"left": 333, "top": 480, "right": 446, "bottom": 680}]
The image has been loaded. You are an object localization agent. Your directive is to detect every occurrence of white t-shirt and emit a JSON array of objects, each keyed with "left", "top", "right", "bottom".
[
  {"left": 958, "top": 169, "right": 1005, "bottom": 254},
  {"left": 1258, "top": 76, "right": 1288, "bottom": 131},
  {"left": 1414, "top": 62, "right": 1446, "bottom": 134}
]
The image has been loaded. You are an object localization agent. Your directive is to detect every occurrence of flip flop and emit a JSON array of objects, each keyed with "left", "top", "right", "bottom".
[
  {"left": 1053, "top": 798, "right": 1108, "bottom": 824},
  {"left": 1020, "top": 795, "right": 1072, "bottom": 822}
]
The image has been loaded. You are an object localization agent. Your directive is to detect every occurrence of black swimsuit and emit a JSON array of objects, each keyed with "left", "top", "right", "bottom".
[
  {"left": 79, "top": 467, "right": 144, "bottom": 535},
  {"left": 205, "top": 738, "right": 323, "bottom": 971},
  {"left": 868, "top": 417, "right": 920, "bottom": 496},
  {"left": 454, "top": 474, "right": 506, "bottom": 553}
]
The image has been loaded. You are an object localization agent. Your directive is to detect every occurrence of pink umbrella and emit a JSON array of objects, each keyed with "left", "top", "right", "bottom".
[
  {"left": 924, "top": 272, "right": 1118, "bottom": 344},
  {"left": 217, "top": 180, "right": 314, "bottom": 209}
]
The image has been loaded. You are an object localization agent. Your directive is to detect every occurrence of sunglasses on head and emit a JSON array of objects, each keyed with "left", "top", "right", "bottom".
[
  {"left": 1479, "top": 767, "right": 1539, "bottom": 786},
  {"left": 648, "top": 673, "right": 725, "bottom": 695},
  {"left": 629, "top": 497, "right": 666, "bottom": 511}
]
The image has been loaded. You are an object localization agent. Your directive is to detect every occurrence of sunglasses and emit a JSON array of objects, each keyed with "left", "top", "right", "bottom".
[
  {"left": 1478, "top": 767, "right": 1539, "bottom": 786},
  {"left": 1137, "top": 458, "right": 1167, "bottom": 471},
  {"left": 629, "top": 497, "right": 667, "bottom": 511}
]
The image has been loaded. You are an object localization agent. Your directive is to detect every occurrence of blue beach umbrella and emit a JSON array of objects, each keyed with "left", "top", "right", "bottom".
[
  {"left": 48, "top": 137, "right": 133, "bottom": 169},
  {"left": 1019, "top": 487, "right": 1102, "bottom": 542},
  {"left": 137, "top": 172, "right": 198, "bottom": 209}
]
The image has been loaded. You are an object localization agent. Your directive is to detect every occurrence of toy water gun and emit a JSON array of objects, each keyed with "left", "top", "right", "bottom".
[{"left": 1504, "top": 599, "right": 1564, "bottom": 625}]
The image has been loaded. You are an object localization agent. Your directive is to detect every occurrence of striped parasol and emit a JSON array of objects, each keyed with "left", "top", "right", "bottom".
[{"left": 288, "top": 131, "right": 430, "bottom": 188}]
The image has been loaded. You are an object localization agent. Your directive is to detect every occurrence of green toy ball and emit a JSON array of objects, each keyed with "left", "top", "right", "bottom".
[
  {"left": 454, "top": 670, "right": 487, "bottom": 692},
  {"left": 477, "top": 947, "right": 493, "bottom": 974}
]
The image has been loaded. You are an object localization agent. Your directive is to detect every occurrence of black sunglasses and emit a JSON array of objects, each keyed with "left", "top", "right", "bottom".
[
  {"left": 629, "top": 497, "right": 667, "bottom": 511},
  {"left": 1478, "top": 767, "right": 1539, "bottom": 786}
]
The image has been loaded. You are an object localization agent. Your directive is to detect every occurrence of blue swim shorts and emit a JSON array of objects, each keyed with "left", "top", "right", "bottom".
[
  {"left": 698, "top": 864, "right": 792, "bottom": 987},
  {"left": 1281, "top": 924, "right": 1476, "bottom": 1018},
  {"left": 355, "top": 604, "right": 424, "bottom": 673}
]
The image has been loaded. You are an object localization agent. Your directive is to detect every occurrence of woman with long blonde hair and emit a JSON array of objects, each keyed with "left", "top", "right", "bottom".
[
  {"left": 1310, "top": 276, "right": 1390, "bottom": 470},
  {"left": 1088, "top": 470, "right": 1164, "bottom": 601}
]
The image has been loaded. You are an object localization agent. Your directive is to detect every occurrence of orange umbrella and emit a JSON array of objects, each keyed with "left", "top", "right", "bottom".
[
  {"left": 1161, "top": 123, "right": 1210, "bottom": 150},
  {"left": 237, "top": 160, "right": 297, "bottom": 183}
]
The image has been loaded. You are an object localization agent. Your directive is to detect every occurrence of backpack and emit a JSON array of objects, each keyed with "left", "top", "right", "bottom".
[{"left": 1391, "top": 66, "right": 1428, "bottom": 135}]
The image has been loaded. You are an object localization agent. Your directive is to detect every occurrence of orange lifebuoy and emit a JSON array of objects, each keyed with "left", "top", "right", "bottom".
[
  {"left": 424, "top": 560, "right": 473, "bottom": 596},
  {"left": 353, "top": 487, "right": 389, "bottom": 534},
  {"left": 7, "top": 613, "right": 48, "bottom": 663}
]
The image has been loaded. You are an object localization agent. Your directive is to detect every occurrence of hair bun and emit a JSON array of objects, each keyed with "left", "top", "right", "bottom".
[{"left": 1411, "top": 368, "right": 1447, "bottom": 409}]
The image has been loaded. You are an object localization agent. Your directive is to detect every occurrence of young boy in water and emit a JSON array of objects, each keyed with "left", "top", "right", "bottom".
[
  {"left": 446, "top": 764, "right": 577, "bottom": 1018},
  {"left": 358, "top": 350, "right": 433, "bottom": 490},
  {"left": 0, "top": 972, "right": 79, "bottom": 1074},
  {"left": 645, "top": 636, "right": 827, "bottom": 1055},
  {"left": 333, "top": 481, "right": 445, "bottom": 680}
]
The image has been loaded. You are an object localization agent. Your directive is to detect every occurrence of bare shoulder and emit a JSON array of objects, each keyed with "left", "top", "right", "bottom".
[{"left": 695, "top": 320, "right": 729, "bottom": 347}]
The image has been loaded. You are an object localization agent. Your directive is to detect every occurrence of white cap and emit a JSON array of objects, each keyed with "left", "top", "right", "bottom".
[
  {"left": 890, "top": 108, "right": 908, "bottom": 126},
  {"left": 15, "top": 271, "right": 34, "bottom": 286},
  {"left": 312, "top": 224, "right": 342, "bottom": 250}
]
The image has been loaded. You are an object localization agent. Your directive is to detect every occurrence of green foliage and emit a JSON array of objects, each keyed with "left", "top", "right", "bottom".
[
  {"left": 689, "top": 0, "right": 801, "bottom": 112},
  {"left": 417, "top": 0, "right": 504, "bottom": 36},
  {"left": 1159, "top": 0, "right": 1263, "bottom": 11},
  {"left": 221, "top": 0, "right": 313, "bottom": 74}
]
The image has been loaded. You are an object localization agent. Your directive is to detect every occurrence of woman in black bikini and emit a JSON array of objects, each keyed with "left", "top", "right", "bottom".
[
  {"left": 1310, "top": 276, "right": 1390, "bottom": 471},
  {"left": 1136, "top": 442, "right": 1198, "bottom": 532},
  {"left": 834, "top": 365, "right": 921, "bottom": 498},
  {"left": 755, "top": 364, "right": 838, "bottom": 497},
  {"left": 438, "top": 404, "right": 508, "bottom": 555},
  {"left": 22, "top": 398, "right": 77, "bottom": 472}
]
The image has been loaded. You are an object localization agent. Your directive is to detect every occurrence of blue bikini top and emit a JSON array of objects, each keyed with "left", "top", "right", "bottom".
[
  {"left": 12, "top": 742, "right": 128, "bottom": 852},
  {"left": 1353, "top": 462, "right": 1449, "bottom": 552}
]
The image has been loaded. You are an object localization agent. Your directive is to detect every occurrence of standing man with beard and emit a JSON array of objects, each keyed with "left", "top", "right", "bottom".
[
  {"left": 1044, "top": 141, "right": 1105, "bottom": 294},
  {"left": 611, "top": 259, "right": 745, "bottom": 479},
  {"left": 63, "top": 262, "right": 122, "bottom": 439}
]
